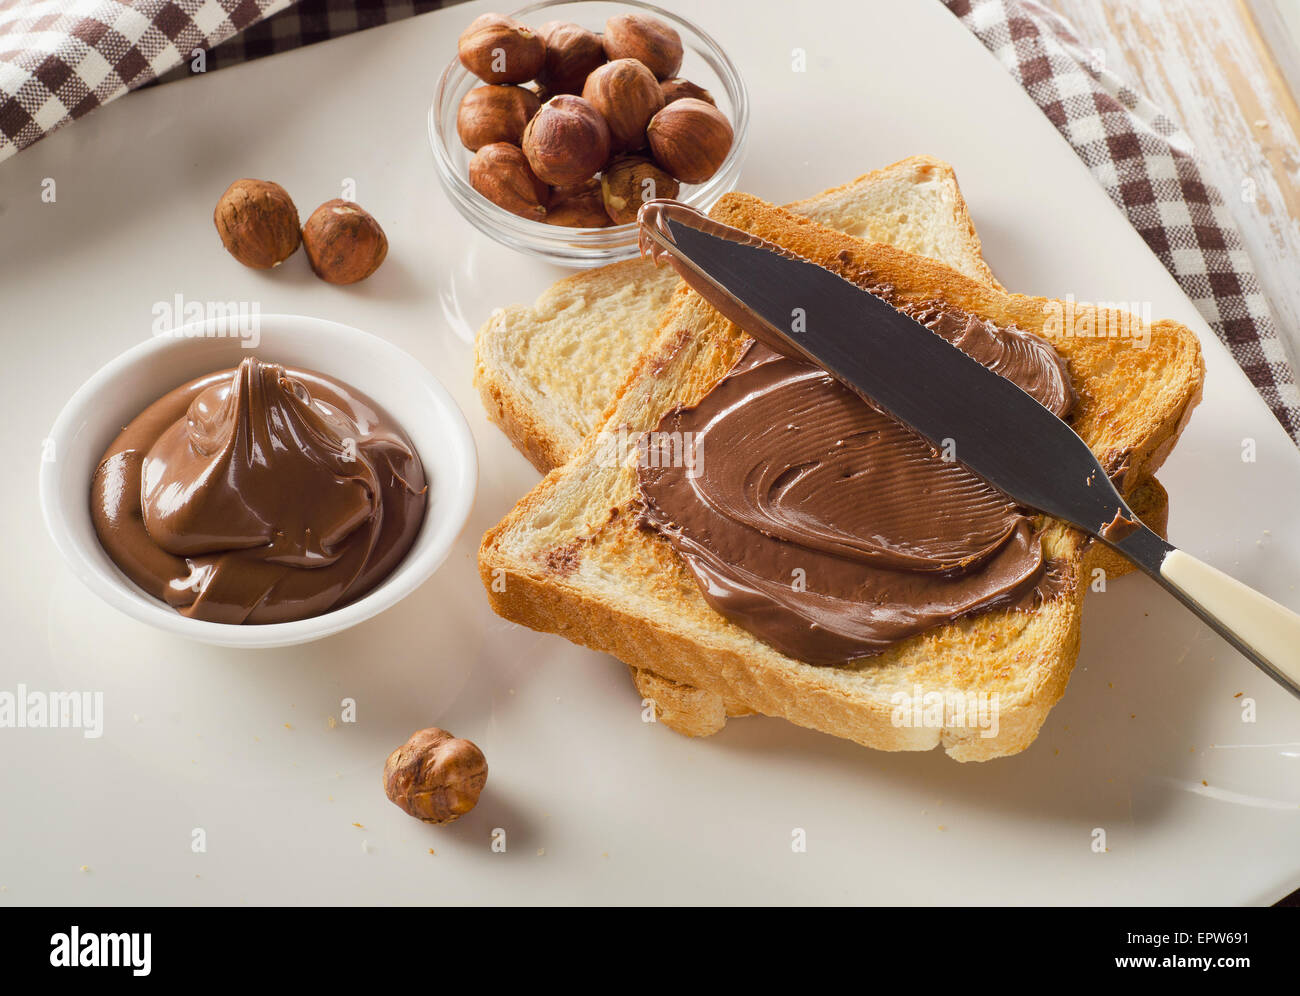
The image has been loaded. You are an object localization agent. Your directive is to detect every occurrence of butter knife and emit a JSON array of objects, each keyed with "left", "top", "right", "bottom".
[{"left": 637, "top": 200, "right": 1300, "bottom": 699}]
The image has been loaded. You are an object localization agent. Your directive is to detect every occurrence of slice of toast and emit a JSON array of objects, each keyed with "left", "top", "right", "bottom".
[
  {"left": 479, "top": 194, "right": 1204, "bottom": 761},
  {"left": 474, "top": 156, "right": 1171, "bottom": 740}
]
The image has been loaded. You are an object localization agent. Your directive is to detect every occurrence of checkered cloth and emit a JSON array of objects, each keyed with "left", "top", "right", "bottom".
[
  {"left": 0, "top": 0, "right": 292, "bottom": 158},
  {"left": 945, "top": 0, "right": 1300, "bottom": 443},
  {"left": 2, "top": 0, "right": 1296, "bottom": 443}
]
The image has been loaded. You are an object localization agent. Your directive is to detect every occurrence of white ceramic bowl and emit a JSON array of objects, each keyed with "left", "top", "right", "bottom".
[{"left": 39, "top": 314, "right": 478, "bottom": 648}]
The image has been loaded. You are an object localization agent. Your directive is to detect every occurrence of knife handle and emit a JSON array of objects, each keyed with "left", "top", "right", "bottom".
[{"left": 1157, "top": 548, "right": 1300, "bottom": 699}]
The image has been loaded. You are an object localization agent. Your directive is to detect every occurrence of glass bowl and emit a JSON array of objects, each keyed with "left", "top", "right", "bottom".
[{"left": 429, "top": 0, "right": 749, "bottom": 268}]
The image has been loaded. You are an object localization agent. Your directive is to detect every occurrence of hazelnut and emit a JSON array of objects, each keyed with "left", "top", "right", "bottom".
[
  {"left": 522, "top": 94, "right": 611, "bottom": 187},
  {"left": 469, "top": 142, "right": 549, "bottom": 220},
  {"left": 213, "top": 179, "right": 300, "bottom": 269},
  {"left": 603, "top": 13, "right": 683, "bottom": 80},
  {"left": 646, "top": 98, "right": 733, "bottom": 184},
  {"left": 457, "top": 13, "right": 545, "bottom": 84},
  {"left": 383, "top": 727, "right": 488, "bottom": 825},
  {"left": 661, "top": 78, "right": 714, "bottom": 106},
  {"left": 600, "top": 157, "right": 679, "bottom": 224},
  {"left": 537, "top": 21, "right": 606, "bottom": 95},
  {"left": 546, "top": 178, "right": 611, "bottom": 228},
  {"left": 582, "top": 59, "right": 664, "bottom": 153},
  {"left": 456, "top": 84, "right": 540, "bottom": 150},
  {"left": 301, "top": 199, "right": 388, "bottom": 284}
]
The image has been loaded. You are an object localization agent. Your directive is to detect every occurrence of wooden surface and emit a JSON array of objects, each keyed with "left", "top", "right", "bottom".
[{"left": 1041, "top": 0, "right": 1300, "bottom": 372}]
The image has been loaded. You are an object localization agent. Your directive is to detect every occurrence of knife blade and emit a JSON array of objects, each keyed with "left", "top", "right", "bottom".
[{"left": 637, "top": 199, "right": 1300, "bottom": 698}]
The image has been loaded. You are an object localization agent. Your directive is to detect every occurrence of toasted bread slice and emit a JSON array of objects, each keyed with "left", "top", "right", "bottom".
[
  {"left": 475, "top": 155, "right": 1169, "bottom": 741},
  {"left": 479, "top": 194, "right": 1203, "bottom": 761}
]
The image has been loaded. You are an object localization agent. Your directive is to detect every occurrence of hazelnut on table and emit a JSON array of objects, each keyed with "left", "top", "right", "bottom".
[
  {"left": 213, "top": 179, "right": 300, "bottom": 269},
  {"left": 301, "top": 199, "right": 388, "bottom": 284},
  {"left": 383, "top": 728, "right": 488, "bottom": 825}
]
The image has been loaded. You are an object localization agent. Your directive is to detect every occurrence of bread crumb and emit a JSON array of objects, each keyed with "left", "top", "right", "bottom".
[
  {"left": 327, "top": 716, "right": 337, "bottom": 729},
  {"left": 1202, "top": 780, "right": 1208, "bottom": 786},
  {"left": 428, "top": 849, "right": 436, "bottom": 856},
  {"left": 79, "top": 865, "right": 90, "bottom": 873},
  {"left": 361, "top": 841, "right": 371, "bottom": 854},
  {"left": 537, "top": 848, "right": 546, "bottom": 856},
  {"left": 352, "top": 822, "right": 364, "bottom": 829},
  {"left": 937, "top": 825, "right": 947, "bottom": 831},
  {"left": 602, "top": 852, "right": 609, "bottom": 858},
  {"left": 283, "top": 723, "right": 293, "bottom": 731},
  {"left": 1234, "top": 692, "right": 1243, "bottom": 698}
]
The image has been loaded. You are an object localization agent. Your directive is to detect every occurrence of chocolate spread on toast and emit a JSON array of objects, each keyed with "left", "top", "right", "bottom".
[{"left": 635, "top": 201, "right": 1077, "bottom": 665}]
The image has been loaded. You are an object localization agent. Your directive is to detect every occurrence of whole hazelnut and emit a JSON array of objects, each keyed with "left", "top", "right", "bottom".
[
  {"left": 582, "top": 59, "right": 664, "bottom": 153},
  {"left": 603, "top": 13, "right": 683, "bottom": 80},
  {"left": 469, "top": 142, "right": 549, "bottom": 220},
  {"left": 600, "top": 157, "right": 679, "bottom": 224},
  {"left": 522, "top": 94, "right": 611, "bottom": 187},
  {"left": 661, "top": 78, "right": 714, "bottom": 106},
  {"left": 383, "top": 727, "right": 488, "bottom": 825},
  {"left": 457, "top": 13, "right": 545, "bottom": 84},
  {"left": 456, "top": 84, "right": 540, "bottom": 151},
  {"left": 646, "top": 98, "right": 733, "bottom": 184},
  {"left": 546, "top": 178, "right": 612, "bottom": 228},
  {"left": 213, "top": 179, "right": 300, "bottom": 269},
  {"left": 301, "top": 199, "right": 388, "bottom": 284},
  {"left": 537, "top": 21, "right": 606, "bottom": 95}
]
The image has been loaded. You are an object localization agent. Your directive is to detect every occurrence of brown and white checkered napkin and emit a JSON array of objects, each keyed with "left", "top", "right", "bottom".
[
  {"left": 0, "top": 0, "right": 292, "bottom": 160},
  {"left": 945, "top": 0, "right": 1300, "bottom": 443}
]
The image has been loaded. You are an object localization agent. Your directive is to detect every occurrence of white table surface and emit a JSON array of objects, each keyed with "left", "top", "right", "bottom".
[{"left": 2, "top": 0, "right": 1299, "bottom": 906}]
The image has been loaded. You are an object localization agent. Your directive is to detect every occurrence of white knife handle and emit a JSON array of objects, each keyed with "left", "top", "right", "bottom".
[{"left": 1160, "top": 549, "right": 1300, "bottom": 694}]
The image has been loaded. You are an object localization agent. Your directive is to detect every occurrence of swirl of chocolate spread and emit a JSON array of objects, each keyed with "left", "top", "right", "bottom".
[
  {"left": 635, "top": 202, "right": 1076, "bottom": 664},
  {"left": 91, "top": 356, "right": 427, "bottom": 624}
]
